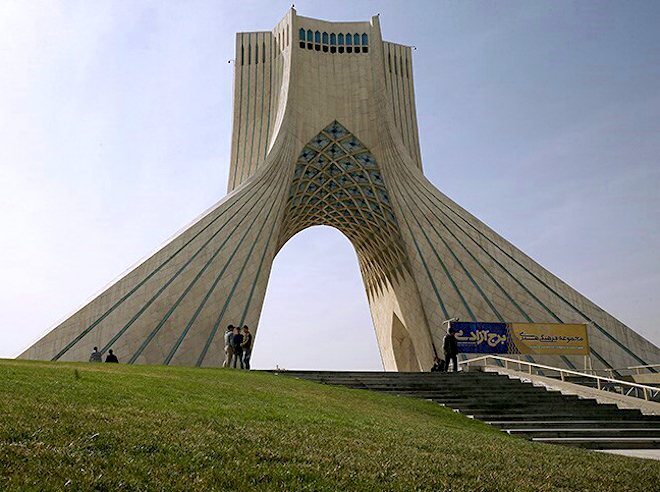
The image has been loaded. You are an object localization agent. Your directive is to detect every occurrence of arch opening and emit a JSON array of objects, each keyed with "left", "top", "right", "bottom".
[{"left": 252, "top": 225, "right": 382, "bottom": 370}]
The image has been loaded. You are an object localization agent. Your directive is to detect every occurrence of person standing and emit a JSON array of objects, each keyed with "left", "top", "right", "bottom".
[
  {"left": 241, "top": 325, "right": 253, "bottom": 370},
  {"left": 231, "top": 326, "right": 244, "bottom": 369},
  {"left": 443, "top": 328, "right": 459, "bottom": 372},
  {"left": 105, "top": 349, "right": 119, "bottom": 363},
  {"left": 89, "top": 346, "right": 102, "bottom": 363},
  {"left": 223, "top": 325, "right": 235, "bottom": 368}
]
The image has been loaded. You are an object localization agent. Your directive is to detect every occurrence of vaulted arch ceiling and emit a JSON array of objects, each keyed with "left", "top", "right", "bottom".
[{"left": 278, "top": 121, "right": 410, "bottom": 297}]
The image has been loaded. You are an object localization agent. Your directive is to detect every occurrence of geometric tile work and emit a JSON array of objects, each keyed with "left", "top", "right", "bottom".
[
  {"left": 278, "top": 121, "right": 410, "bottom": 298},
  {"left": 18, "top": 9, "right": 660, "bottom": 373}
]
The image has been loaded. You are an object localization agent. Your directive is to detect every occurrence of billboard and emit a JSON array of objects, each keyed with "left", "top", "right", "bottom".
[
  {"left": 451, "top": 322, "right": 509, "bottom": 354},
  {"left": 447, "top": 322, "right": 589, "bottom": 356},
  {"left": 509, "top": 323, "right": 589, "bottom": 356}
]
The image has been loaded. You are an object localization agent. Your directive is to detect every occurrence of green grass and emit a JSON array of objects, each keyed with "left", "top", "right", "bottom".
[{"left": 0, "top": 360, "right": 658, "bottom": 491}]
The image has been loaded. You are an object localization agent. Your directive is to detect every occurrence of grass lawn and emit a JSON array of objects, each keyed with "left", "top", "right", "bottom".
[{"left": 1, "top": 359, "right": 658, "bottom": 491}]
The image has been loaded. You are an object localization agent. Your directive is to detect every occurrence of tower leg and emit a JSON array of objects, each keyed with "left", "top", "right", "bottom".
[{"left": 19, "top": 158, "right": 292, "bottom": 367}]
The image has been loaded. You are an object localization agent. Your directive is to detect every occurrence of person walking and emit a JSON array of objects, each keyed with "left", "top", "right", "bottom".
[
  {"left": 231, "top": 326, "right": 244, "bottom": 369},
  {"left": 105, "top": 349, "right": 119, "bottom": 363},
  {"left": 89, "top": 346, "right": 102, "bottom": 363},
  {"left": 443, "top": 328, "right": 459, "bottom": 372},
  {"left": 241, "top": 325, "right": 253, "bottom": 370},
  {"left": 223, "top": 325, "right": 235, "bottom": 368}
]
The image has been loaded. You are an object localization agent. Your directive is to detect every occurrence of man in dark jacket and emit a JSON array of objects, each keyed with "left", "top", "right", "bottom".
[
  {"left": 231, "top": 326, "right": 244, "bottom": 369},
  {"left": 241, "top": 325, "right": 253, "bottom": 370},
  {"left": 443, "top": 328, "right": 458, "bottom": 372},
  {"left": 105, "top": 349, "right": 119, "bottom": 363}
]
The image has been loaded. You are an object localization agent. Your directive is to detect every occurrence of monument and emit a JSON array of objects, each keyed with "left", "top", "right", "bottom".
[{"left": 19, "top": 10, "right": 660, "bottom": 372}]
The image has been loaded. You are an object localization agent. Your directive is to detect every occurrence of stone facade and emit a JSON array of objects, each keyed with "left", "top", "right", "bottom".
[{"left": 19, "top": 10, "right": 660, "bottom": 373}]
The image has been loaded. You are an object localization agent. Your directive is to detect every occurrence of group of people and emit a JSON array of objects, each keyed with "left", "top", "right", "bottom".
[
  {"left": 89, "top": 347, "right": 118, "bottom": 363},
  {"left": 224, "top": 325, "right": 253, "bottom": 369},
  {"left": 86, "top": 326, "right": 254, "bottom": 368},
  {"left": 430, "top": 327, "right": 460, "bottom": 372}
]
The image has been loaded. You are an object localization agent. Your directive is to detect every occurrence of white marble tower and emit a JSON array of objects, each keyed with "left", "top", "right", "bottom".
[{"left": 19, "top": 10, "right": 660, "bottom": 373}]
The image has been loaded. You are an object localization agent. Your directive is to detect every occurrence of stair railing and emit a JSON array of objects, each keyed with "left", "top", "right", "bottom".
[
  {"left": 584, "top": 363, "right": 660, "bottom": 378},
  {"left": 629, "top": 363, "right": 660, "bottom": 375},
  {"left": 459, "top": 355, "right": 660, "bottom": 402}
]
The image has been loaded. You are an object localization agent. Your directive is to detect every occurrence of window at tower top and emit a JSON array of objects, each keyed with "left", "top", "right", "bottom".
[{"left": 295, "top": 29, "right": 371, "bottom": 54}]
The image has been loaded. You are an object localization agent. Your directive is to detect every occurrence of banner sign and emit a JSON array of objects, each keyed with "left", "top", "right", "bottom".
[
  {"left": 451, "top": 322, "right": 509, "bottom": 354},
  {"left": 448, "top": 322, "right": 589, "bottom": 355},
  {"left": 509, "top": 323, "right": 589, "bottom": 355}
]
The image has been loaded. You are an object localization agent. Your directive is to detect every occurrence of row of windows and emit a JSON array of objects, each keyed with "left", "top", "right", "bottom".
[
  {"left": 388, "top": 49, "right": 410, "bottom": 79},
  {"left": 298, "top": 29, "right": 369, "bottom": 53},
  {"left": 240, "top": 24, "right": 289, "bottom": 66},
  {"left": 241, "top": 41, "right": 268, "bottom": 65},
  {"left": 276, "top": 25, "right": 289, "bottom": 51}
]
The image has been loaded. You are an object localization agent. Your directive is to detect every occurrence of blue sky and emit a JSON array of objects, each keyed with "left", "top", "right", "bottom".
[{"left": 1, "top": 1, "right": 658, "bottom": 369}]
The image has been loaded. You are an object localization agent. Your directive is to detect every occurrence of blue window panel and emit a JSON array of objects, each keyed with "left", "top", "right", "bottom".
[
  {"left": 345, "top": 34, "right": 352, "bottom": 45},
  {"left": 338, "top": 33, "right": 344, "bottom": 44},
  {"left": 328, "top": 164, "right": 341, "bottom": 176},
  {"left": 299, "top": 28, "right": 305, "bottom": 40},
  {"left": 304, "top": 168, "right": 318, "bottom": 178},
  {"left": 362, "top": 33, "right": 368, "bottom": 45},
  {"left": 315, "top": 31, "right": 320, "bottom": 43},
  {"left": 355, "top": 153, "right": 375, "bottom": 166},
  {"left": 340, "top": 136, "right": 365, "bottom": 152},
  {"left": 307, "top": 30, "right": 313, "bottom": 42},
  {"left": 324, "top": 121, "right": 349, "bottom": 138},
  {"left": 369, "top": 171, "right": 383, "bottom": 185},
  {"left": 326, "top": 144, "right": 345, "bottom": 159},
  {"left": 322, "top": 32, "right": 328, "bottom": 44},
  {"left": 354, "top": 34, "right": 360, "bottom": 45},
  {"left": 330, "top": 33, "right": 336, "bottom": 45},
  {"left": 308, "top": 132, "right": 331, "bottom": 151},
  {"left": 299, "top": 147, "right": 318, "bottom": 163}
]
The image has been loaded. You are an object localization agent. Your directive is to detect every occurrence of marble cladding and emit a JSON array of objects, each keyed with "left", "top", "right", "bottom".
[{"left": 19, "top": 9, "right": 660, "bottom": 374}]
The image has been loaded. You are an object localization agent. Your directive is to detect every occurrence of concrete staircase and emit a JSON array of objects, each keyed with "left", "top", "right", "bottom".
[{"left": 279, "top": 370, "right": 660, "bottom": 450}]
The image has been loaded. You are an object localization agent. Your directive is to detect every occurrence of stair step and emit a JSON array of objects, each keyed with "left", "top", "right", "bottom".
[
  {"left": 507, "top": 429, "right": 660, "bottom": 438},
  {"left": 278, "top": 371, "right": 657, "bottom": 450},
  {"left": 487, "top": 420, "right": 660, "bottom": 429},
  {"left": 530, "top": 437, "right": 660, "bottom": 449}
]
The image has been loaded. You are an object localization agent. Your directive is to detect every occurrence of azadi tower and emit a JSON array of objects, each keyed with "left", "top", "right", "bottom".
[{"left": 20, "top": 10, "right": 660, "bottom": 372}]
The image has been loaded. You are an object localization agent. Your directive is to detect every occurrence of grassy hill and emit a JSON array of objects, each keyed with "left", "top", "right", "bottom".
[{"left": 0, "top": 360, "right": 658, "bottom": 491}]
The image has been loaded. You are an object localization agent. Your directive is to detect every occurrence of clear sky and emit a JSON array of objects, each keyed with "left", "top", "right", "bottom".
[{"left": 1, "top": 0, "right": 658, "bottom": 370}]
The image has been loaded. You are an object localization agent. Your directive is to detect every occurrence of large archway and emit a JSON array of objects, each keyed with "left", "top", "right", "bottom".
[{"left": 251, "top": 225, "right": 382, "bottom": 370}]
